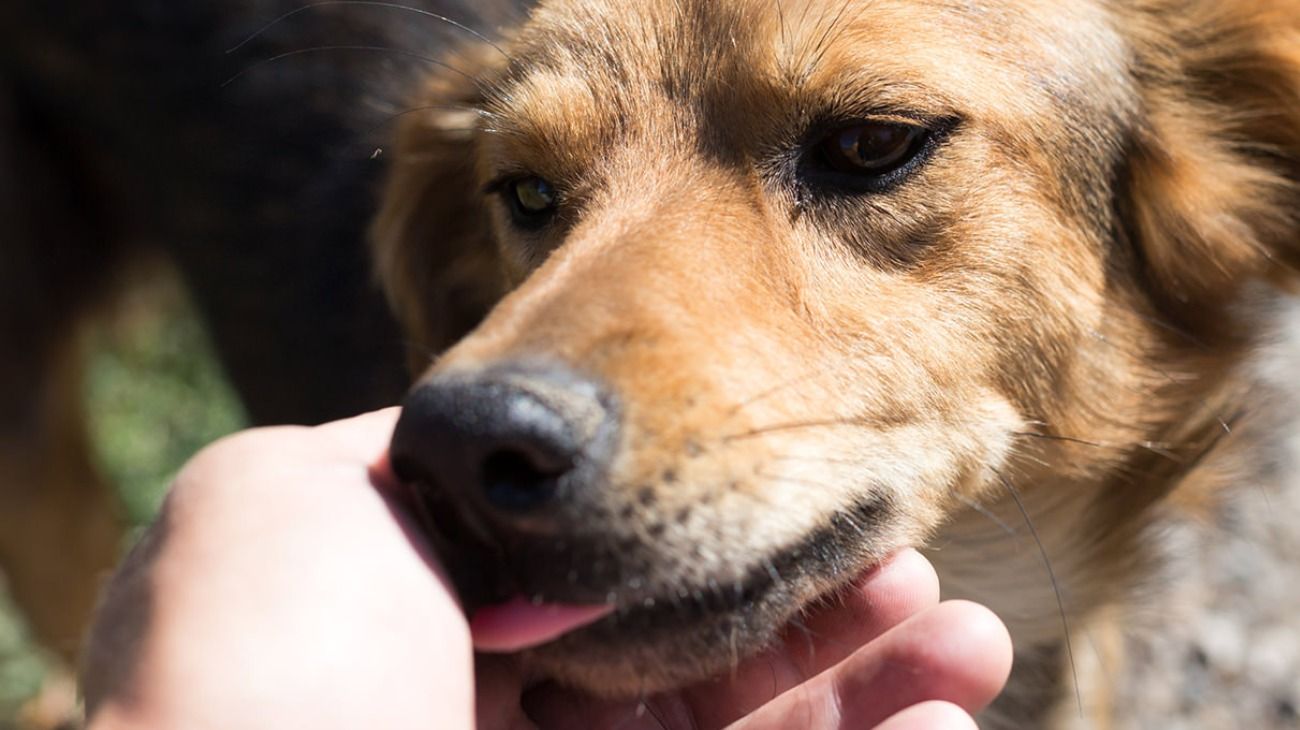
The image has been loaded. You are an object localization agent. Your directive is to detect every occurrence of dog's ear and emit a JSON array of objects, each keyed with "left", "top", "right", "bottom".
[
  {"left": 1121, "top": 1, "right": 1300, "bottom": 323},
  {"left": 371, "top": 44, "right": 510, "bottom": 374}
]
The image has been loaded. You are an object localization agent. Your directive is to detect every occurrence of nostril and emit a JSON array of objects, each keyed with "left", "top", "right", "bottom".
[
  {"left": 481, "top": 448, "right": 564, "bottom": 512},
  {"left": 392, "top": 364, "right": 617, "bottom": 524}
]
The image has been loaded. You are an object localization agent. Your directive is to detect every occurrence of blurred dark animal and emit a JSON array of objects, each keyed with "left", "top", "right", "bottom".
[{"left": 0, "top": 0, "right": 521, "bottom": 662}]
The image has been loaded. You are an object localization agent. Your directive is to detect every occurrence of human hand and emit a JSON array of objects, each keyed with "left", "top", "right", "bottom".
[{"left": 83, "top": 409, "right": 1011, "bottom": 729}]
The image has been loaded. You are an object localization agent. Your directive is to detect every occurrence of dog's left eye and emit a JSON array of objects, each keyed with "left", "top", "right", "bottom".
[
  {"left": 803, "top": 121, "right": 936, "bottom": 193},
  {"left": 819, "top": 122, "right": 927, "bottom": 176}
]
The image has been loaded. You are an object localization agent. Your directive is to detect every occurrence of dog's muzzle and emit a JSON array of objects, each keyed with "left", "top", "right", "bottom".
[{"left": 388, "top": 361, "right": 622, "bottom": 608}]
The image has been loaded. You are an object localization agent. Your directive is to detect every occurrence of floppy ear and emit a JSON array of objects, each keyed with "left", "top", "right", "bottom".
[
  {"left": 371, "top": 44, "right": 510, "bottom": 374},
  {"left": 1121, "top": 0, "right": 1300, "bottom": 323}
]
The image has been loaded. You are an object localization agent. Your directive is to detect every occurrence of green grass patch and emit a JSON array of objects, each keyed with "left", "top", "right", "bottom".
[{"left": 84, "top": 279, "right": 249, "bottom": 525}]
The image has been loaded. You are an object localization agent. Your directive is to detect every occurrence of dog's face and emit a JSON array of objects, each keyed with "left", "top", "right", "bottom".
[{"left": 377, "top": 0, "right": 1300, "bottom": 695}]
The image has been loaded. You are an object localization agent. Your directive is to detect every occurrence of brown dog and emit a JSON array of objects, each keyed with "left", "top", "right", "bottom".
[{"left": 376, "top": 0, "right": 1300, "bottom": 726}]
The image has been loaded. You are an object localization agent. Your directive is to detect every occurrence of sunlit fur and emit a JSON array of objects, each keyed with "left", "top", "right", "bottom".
[{"left": 373, "top": 0, "right": 1300, "bottom": 724}]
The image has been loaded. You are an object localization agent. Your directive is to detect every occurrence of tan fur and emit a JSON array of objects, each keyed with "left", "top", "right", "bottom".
[
  {"left": 0, "top": 327, "right": 124, "bottom": 662},
  {"left": 374, "top": 0, "right": 1300, "bottom": 723}
]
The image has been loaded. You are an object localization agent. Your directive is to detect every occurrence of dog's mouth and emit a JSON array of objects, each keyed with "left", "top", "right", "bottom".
[{"left": 405, "top": 473, "right": 897, "bottom": 693}]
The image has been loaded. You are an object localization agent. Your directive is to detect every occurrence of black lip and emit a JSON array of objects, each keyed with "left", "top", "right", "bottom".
[
  {"left": 599, "top": 490, "right": 893, "bottom": 629},
  {"left": 433, "top": 488, "right": 896, "bottom": 645}
]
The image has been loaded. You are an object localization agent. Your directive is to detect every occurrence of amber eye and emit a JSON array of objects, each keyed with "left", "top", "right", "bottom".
[
  {"left": 817, "top": 122, "right": 928, "bottom": 178},
  {"left": 505, "top": 176, "right": 558, "bottom": 227}
]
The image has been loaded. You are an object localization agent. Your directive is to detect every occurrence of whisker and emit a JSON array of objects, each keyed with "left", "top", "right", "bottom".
[
  {"left": 767, "top": 453, "right": 862, "bottom": 467},
  {"left": 723, "top": 416, "right": 872, "bottom": 442},
  {"left": 803, "top": 0, "right": 857, "bottom": 79},
  {"left": 952, "top": 493, "right": 1018, "bottom": 539},
  {"left": 754, "top": 469, "right": 838, "bottom": 490},
  {"left": 996, "top": 470, "right": 1083, "bottom": 716},
  {"left": 773, "top": 0, "right": 789, "bottom": 57},
  {"left": 723, "top": 367, "right": 830, "bottom": 419},
  {"left": 793, "top": 0, "right": 817, "bottom": 42},
  {"left": 1130, "top": 313, "right": 1207, "bottom": 350},
  {"left": 1012, "top": 429, "right": 1182, "bottom": 462},
  {"left": 786, "top": 613, "right": 819, "bottom": 667},
  {"left": 1086, "top": 330, "right": 1226, "bottom": 433},
  {"left": 641, "top": 698, "right": 672, "bottom": 730},
  {"left": 1011, "top": 430, "right": 1109, "bottom": 449},
  {"left": 761, "top": 556, "right": 785, "bottom": 593},
  {"left": 360, "top": 103, "right": 494, "bottom": 139},
  {"left": 221, "top": 45, "right": 479, "bottom": 89},
  {"left": 226, "top": 1, "right": 512, "bottom": 60}
]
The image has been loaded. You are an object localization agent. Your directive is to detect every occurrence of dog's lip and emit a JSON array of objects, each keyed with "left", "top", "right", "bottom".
[{"left": 471, "top": 596, "right": 616, "bottom": 652}]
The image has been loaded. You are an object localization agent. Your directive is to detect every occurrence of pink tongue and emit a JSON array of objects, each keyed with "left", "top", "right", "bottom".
[{"left": 470, "top": 597, "right": 615, "bottom": 653}]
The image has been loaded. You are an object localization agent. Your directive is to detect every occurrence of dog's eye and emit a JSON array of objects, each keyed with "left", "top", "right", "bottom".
[
  {"left": 800, "top": 121, "right": 940, "bottom": 195},
  {"left": 504, "top": 176, "right": 558, "bottom": 227},
  {"left": 818, "top": 122, "right": 927, "bottom": 176}
]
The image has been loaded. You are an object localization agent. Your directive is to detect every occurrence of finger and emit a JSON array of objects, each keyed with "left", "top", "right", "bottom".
[
  {"left": 728, "top": 601, "right": 1012, "bottom": 730},
  {"left": 314, "top": 407, "right": 403, "bottom": 465},
  {"left": 522, "top": 686, "right": 696, "bottom": 730},
  {"left": 782, "top": 549, "right": 941, "bottom": 673},
  {"left": 681, "top": 549, "right": 940, "bottom": 728},
  {"left": 477, "top": 656, "right": 540, "bottom": 730},
  {"left": 875, "top": 701, "right": 978, "bottom": 730},
  {"left": 833, "top": 601, "right": 1011, "bottom": 723},
  {"left": 174, "top": 408, "right": 402, "bottom": 502}
]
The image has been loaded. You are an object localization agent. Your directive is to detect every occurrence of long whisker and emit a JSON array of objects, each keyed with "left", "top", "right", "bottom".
[
  {"left": 996, "top": 470, "right": 1083, "bottom": 716},
  {"left": 767, "top": 453, "right": 863, "bottom": 467},
  {"left": 361, "top": 103, "right": 494, "bottom": 139},
  {"left": 723, "top": 367, "right": 831, "bottom": 419},
  {"left": 226, "top": 0, "right": 512, "bottom": 60},
  {"left": 754, "top": 469, "right": 840, "bottom": 490},
  {"left": 803, "top": 0, "right": 857, "bottom": 79},
  {"left": 952, "top": 493, "right": 1018, "bottom": 539},
  {"left": 1086, "top": 330, "right": 1228, "bottom": 433},
  {"left": 773, "top": 0, "right": 789, "bottom": 57},
  {"left": 1012, "top": 429, "right": 1181, "bottom": 461},
  {"left": 723, "top": 416, "right": 874, "bottom": 442},
  {"left": 786, "top": 613, "right": 821, "bottom": 664},
  {"left": 1011, "top": 430, "right": 1108, "bottom": 449},
  {"left": 221, "top": 45, "right": 479, "bottom": 89}
]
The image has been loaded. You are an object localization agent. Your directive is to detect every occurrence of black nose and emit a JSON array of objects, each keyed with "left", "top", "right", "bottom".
[{"left": 389, "top": 364, "right": 616, "bottom": 520}]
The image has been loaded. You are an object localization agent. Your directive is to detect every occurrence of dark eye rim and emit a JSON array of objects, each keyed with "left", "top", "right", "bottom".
[
  {"left": 798, "top": 116, "right": 959, "bottom": 195},
  {"left": 484, "top": 174, "right": 560, "bottom": 230}
]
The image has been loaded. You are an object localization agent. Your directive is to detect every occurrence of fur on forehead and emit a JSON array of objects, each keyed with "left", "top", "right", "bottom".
[{"left": 482, "top": 0, "right": 1133, "bottom": 148}]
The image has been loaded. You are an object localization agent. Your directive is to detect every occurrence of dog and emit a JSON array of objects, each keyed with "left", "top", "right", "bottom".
[
  {"left": 373, "top": 0, "right": 1300, "bottom": 726},
  {"left": 4, "top": 0, "right": 1298, "bottom": 726}
]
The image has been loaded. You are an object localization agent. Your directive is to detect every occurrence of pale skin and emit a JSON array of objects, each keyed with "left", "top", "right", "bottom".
[{"left": 83, "top": 409, "right": 1013, "bottom": 730}]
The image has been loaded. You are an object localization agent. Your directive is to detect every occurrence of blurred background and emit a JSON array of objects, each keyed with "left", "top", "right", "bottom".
[
  {"left": 0, "top": 2, "right": 510, "bottom": 726},
  {"left": 0, "top": 267, "right": 246, "bottom": 728}
]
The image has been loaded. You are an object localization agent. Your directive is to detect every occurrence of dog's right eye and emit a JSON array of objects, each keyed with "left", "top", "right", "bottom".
[{"left": 499, "top": 176, "right": 559, "bottom": 229}]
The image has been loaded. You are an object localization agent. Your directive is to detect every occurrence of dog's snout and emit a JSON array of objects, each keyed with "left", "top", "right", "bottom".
[{"left": 390, "top": 364, "right": 615, "bottom": 520}]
